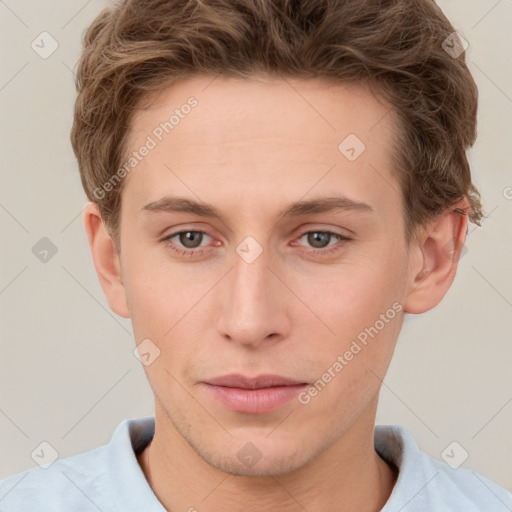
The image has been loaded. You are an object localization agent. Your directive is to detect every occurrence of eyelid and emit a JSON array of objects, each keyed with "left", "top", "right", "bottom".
[
  {"left": 291, "top": 230, "right": 351, "bottom": 254},
  {"left": 161, "top": 229, "right": 215, "bottom": 246},
  {"left": 291, "top": 223, "right": 353, "bottom": 238},
  {"left": 162, "top": 224, "right": 351, "bottom": 243}
]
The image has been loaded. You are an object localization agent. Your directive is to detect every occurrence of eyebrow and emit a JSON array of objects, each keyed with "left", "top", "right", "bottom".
[{"left": 141, "top": 196, "right": 375, "bottom": 222}]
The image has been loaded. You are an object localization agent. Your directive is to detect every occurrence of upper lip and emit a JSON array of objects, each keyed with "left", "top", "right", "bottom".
[{"left": 204, "top": 374, "right": 306, "bottom": 390}]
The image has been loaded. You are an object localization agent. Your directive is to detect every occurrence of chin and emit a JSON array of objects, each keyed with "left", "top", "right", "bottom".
[
  {"left": 199, "top": 446, "right": 311, "bottom": 477},
  {"left": 184, "top": 427, "right": 326, "bottom": 477}
]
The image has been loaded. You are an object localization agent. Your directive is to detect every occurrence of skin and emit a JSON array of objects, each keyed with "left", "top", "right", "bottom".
[{"left": 84, "top": 74, "right": 468, "bottom": 511}]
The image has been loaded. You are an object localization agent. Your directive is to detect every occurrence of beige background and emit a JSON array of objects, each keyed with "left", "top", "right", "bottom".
[{"left": 0, "top": 0, "right": 511, "bottom": 491}]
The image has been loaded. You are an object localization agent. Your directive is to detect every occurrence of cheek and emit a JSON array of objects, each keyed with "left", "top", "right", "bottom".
[
  {"left": 123, "top": 251, "right": 214, "bottom": 365},
  {"left": 295, "top": 256, "right": 405, "bottom": 340},
  {"left": 296, "top": 270, "right": 404, "bottom": 418},
  {"left": 289, "top": 255, "right": 406, "bottom": 404},
  {"left": 123, "top": 239, "right": 184, "bottom": 303}
]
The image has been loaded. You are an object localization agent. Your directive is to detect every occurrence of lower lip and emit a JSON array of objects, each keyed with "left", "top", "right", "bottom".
[{"left": 203, "top": 383, "right": 308, "bottom": 414}]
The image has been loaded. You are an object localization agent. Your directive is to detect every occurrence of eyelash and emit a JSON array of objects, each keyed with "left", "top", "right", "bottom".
[{"left": 161, "top": 229, "right": 352, "bottom": 258}]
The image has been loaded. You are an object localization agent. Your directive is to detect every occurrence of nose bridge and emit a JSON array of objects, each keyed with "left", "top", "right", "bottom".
[
  {"left": 233, "top": 240, "right": 271, "bottom": 303},
  {"left": 217, "top": 235, "right": 287, "bottom": 345}
]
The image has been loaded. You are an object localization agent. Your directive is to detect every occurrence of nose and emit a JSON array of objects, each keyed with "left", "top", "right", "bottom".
[{"left": 216, "top": 241, "right": 290, "bottom": 348}]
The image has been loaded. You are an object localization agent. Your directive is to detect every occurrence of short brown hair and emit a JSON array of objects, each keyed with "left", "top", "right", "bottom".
[{"left": 70, "top": 0, "right": 483, "bottom": 250}]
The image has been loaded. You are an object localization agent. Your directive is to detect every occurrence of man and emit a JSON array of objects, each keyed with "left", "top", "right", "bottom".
[{"left": 1, "top": 0, "right": 510, "bottom": 510}]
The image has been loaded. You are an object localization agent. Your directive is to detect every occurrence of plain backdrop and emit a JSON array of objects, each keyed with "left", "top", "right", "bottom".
[{"left": 0, "top": 0, "right": 511, "bottom": 491}]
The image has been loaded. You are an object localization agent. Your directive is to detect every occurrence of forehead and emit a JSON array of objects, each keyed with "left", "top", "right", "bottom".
[
  {"left": 122, "top": 75, "right": 401, "bottom": 225},
  {"left": 128, "top": 74, "right": 395, "bottom": 151}
]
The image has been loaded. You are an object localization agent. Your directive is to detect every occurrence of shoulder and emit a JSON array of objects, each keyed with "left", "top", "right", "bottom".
[
  {"left": 0, "top": 444, "right": 111, "bottom": 510},
  {"left": 376, "top": 425, "right": 512, "bottom": 512},
  {"left": 0, "top": 416, "right": 156, "bottom": 511}
]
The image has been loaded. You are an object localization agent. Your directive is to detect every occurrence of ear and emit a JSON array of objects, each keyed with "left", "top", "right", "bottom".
[
  {"left": 403, "top": 198, "right": 469, "bottom": 314},
  {"left": 83, "top": 202, "right": 130, "bottom": 318}
]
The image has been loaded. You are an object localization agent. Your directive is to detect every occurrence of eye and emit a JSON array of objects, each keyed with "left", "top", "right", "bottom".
[
  {"left": 293, "top": 230, "right": 351, "bottom": 255},
  {"left": 162, "top": 230, "right": 213, "bottom": 257},
  {"left": 161, "top": 228, "right": 351, "bottom": 259}
]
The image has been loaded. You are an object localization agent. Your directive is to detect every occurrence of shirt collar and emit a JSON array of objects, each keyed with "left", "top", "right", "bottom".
[
  {"left": 375, "top": 424, "right": 439, "bottom": 511},
  {"left": 106, "top": 415, "right": 164, "bottom": 510},
  {"left": 106, "top": 417, "right": 425, "bottom": 510}
]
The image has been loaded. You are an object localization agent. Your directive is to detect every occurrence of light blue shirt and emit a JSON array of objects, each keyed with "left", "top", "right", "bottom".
[{"left": 1, "top": 416, "right": 511, "bottom": 511}]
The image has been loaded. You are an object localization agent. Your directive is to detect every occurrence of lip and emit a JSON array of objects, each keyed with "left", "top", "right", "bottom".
[
  {"left": 202, "top": 374, "right": 308, "bottom": 414},
  {"left": 205, "top": 374, "right": 305, "bottom": 389}
]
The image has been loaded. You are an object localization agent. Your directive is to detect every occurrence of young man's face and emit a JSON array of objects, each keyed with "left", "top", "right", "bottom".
[{"left": 89, "top": 75, "right": 447, "bottom": 476}]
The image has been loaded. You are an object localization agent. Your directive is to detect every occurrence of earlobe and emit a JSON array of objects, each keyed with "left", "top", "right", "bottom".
[
  {"left": 403, "top": 199, "right": 469, "bottom": 314},
  {"left": 83, "top": 202, "right": 130, "bottom": 318}
]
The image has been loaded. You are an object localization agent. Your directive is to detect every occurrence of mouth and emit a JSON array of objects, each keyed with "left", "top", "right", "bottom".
[{"left": 202, "top": 374, "right": 308, "bottom": 414}]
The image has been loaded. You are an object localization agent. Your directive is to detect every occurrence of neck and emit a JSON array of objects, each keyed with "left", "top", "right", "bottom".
[{"left": 137, "top": 399, "right": 398, "bottom": 511}]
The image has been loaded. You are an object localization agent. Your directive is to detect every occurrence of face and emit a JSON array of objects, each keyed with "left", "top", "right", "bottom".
[{"left": 117, "top": 75, "right": 414, "bottom": 476}]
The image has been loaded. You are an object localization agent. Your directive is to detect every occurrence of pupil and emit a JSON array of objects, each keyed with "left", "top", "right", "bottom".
[
  {"left": 309, "top": 232, "right": 329, "bottom": 248},
  {"left": 181, "top": 231, "right": 202, "bottom": 248}
]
